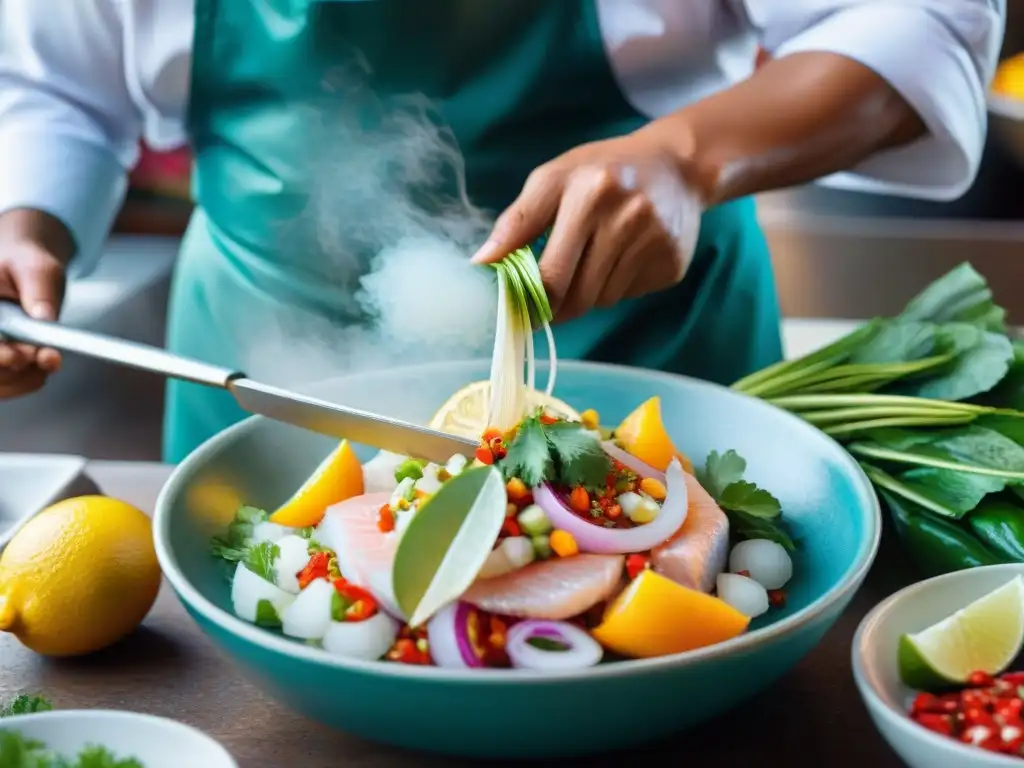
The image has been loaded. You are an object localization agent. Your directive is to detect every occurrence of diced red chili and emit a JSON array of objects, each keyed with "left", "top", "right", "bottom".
[
  {"left": 297, "top": 552, "right": 331, "bottom": 590},
  {"left": 501, "top": 518, "right": 521, "bottom": 538},
  {"left": 626, "top": 553, "right": 650, "bottom": 580},
  {"left": 333, "top": 580, "right": 378, "bottom": 621},
  {"left": 377, "top": 504, "right": 396, "bottom": 533},
  {"left": 475, "top": 446, "right": 495, "bottom": 465}
]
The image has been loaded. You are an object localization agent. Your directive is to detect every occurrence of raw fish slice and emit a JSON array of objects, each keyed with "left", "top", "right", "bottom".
[
  {"left": 362, "top": 451, "right": 405, "bottom": 494},
  {"left": 461, "top": 554, "right": 625, "bottom": 620},
  {"left": 650, "top": 471, "right": 729, "bottom": 593},
  {"left": 314, "top": 492, "right": 403, "bottom": 616}
]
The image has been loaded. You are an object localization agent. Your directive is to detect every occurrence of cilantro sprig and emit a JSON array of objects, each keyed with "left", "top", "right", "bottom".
[
  {"left": 698, "top": 449, "right": 795, "bottom": 550},
  {"left": 210, "top": 505, "right": 270, "bottom": 562},
  {"left": 499, "top": 412, "right": 611, "bottom": 488}
]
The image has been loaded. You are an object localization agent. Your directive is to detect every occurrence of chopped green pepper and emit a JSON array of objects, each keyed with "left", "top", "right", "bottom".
[
  {"left": 882, "top": 489, "right": 1007, "bottom": 577},
  {"left": 394, "top": 458, "right": 425, "bottom": 484},
  {"left": 968, "top": 498, "right": 1024, "bottom": 562}
]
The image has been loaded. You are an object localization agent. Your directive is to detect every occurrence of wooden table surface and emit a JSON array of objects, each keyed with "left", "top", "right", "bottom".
[{"left": 0, "top": 461, "right": 921, "bottom": 768}]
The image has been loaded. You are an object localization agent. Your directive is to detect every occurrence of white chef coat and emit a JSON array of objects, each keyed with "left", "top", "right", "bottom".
[{"left": 0, "top": 0, "right": 1007, "bottom": 275}]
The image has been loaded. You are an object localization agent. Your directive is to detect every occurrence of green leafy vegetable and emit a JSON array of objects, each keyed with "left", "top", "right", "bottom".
[
  {"left": 0, "top": 729, "right": 144, "bottom": 767},
  {"left": 254, "top": 599, "right": 282, "bottom": 628},
  {"left": 0, "top": 695, "right": 52, "bottom": 718},
  {"left": 243, "top": 541, "right": 280, "bottom": 583},
  {"left": 698, "top": 450, "right": 794, "bottom": 550},
  {"left": 210, "top": 505, "right": 269, "bottom": 562},
  {"left": 498, "top": 412, "right": 612, "bottom": 488},
  {"left": 526, "top": 637, "right": 570, "bottom": 652}
]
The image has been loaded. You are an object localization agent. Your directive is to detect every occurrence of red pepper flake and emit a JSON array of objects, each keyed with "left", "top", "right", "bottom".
[
  {"left": 377, "top": 504, "right": 396, "bottom": 533},
  {"left": 333, "top": 580, "right": 378, "bottom": 621},
  {"left": 969, "top": 671, "right": 997, "bottom": 688},
  {"left": 475, "top": 446, "right": 495, "bottom": 465},
  {"left": 297, "top": 552, "right": 331, "bottom": 590},
  {"left": 501, "top": 518, "right": 521, "bottom": 538},
  {"left": 539, "top": 413, "right": 559, "bottom": 426},
  {"left": 768, "top": 589, "right": 786, "bottom": 608},
  {"left": 481, "top": 427, "right": 503, "bottom": 443},
  {"left": 626, "top": 553, "right": 650, "bottom": 580},
  {"left": 569, "top": 487, "right": 590, "bottom": 514}
]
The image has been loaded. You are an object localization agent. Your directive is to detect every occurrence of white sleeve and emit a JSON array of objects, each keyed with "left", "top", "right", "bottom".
[
  {"left": 744, "top": 0, "right": 1005, "bottom": 201},
  {"left": 0, "top": 0, "right": 143, "bottom": 276}
]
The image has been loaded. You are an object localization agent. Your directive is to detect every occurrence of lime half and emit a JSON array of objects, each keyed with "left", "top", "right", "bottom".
[{"left": 898, "top": 575, "right": 1024, "bottom": 691}]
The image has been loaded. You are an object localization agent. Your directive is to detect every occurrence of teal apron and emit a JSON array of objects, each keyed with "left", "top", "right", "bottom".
[{"left": 165, "top": 0, "right": 783, "bottom": 462}]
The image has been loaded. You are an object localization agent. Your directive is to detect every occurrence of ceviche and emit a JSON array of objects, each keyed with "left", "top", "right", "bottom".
[{"left": 209, "top": 248, "right": 797, "bottom": 671}]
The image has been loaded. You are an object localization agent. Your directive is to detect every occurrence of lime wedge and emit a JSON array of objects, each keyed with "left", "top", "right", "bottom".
[{"left": 898, "top": 575, "right": 1024, "bottom": 691}]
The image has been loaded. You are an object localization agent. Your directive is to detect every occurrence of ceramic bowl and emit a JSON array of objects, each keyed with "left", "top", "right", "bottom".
[
  {"left": 854, "top": 564, "right": 1024, "bottom": 767},
  {"left": 154, "top": 360, "right": 880, "bottom": 759},
  {"left": 0, "top": 709, "right": 237, "bottom": 767}
]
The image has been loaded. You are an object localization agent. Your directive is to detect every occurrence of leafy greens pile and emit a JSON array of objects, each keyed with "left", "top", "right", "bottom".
[{"left": 733, "top": 263, "right": 1024, "bottom": 574}]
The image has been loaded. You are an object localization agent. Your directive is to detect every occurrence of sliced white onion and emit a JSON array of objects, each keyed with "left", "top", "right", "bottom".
[
  {"left": 477, "top": 536, "right": 536, "bottom": 580},
  {"left": 729, "top": 539, "right": 793, "bottom": 590},
  {"left": 716, "top": 573, "right": 769, "bottom": 618},
  {"left": 321, "top": 611, "right": 400, "bottom": 661},
  {"left": 505, "top": 620, "right": 603, "bottom": 671},
  {"left": 601, "top": 441, "right": 665, "bottom": 482},
  {"left": 362, "top": 451, "right": 406, "bottom": 494},
  {"left": 252, "top": 521, "right": 289, "bottom": 544},
  {"left": 281, "top": 578, "right": 335, "bottom": 640},
  {"left": 425, "top": 601, "right": 484, "bottom": 669},
  {"left": 532, "top": 458, "right": 688, "bottom": 554},
  {"left": 274, "top": 535, "right": 313, "bottom": 594},
  {"left": 231, "top": 562, "right": 295, "bottom": 623}
]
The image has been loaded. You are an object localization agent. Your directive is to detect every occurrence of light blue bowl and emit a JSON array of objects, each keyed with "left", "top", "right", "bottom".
[{"left": 153, "top": 360, "right": 880, "bottom": 759}]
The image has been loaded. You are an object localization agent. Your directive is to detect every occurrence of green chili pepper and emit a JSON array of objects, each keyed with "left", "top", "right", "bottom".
[
  {"left": 967, "top": 499, "right": 1024, "bottom": 562},
  {"left": 881, "top": 489, "right": 1007, "bottom": 577},
  {"left": 394, "top": 458, "right": 425, "bottom": 485}
]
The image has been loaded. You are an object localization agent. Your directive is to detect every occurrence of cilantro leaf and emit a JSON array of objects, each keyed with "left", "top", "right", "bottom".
[
  {"left": 210, "top": 505, "right": 270, "bottom": 562},
  {"left": 255, "top": 599, "right": 282, "bottom": 628},
  {"left": 500, "top": 415, "right": 552, "bottom": 487},
  {"left": 0, "top": 727, "right": 143, "bottom": 767},
  {"left": 544, "top": 420, "right": 611, "bottom": 488},
  {"left": 717, "top": 480, "right": 782, "bottom": 519},
  {"left": 698, "top": 449, "right": 795, "bottom": 551},
  {"left": 700, "top": 449, "right": 747, "bottom": 498},
  {"left": 243, "top": 541, "right": 280, "bottom": 583},
  {"left": 0, "top": 694, "right": 52, "bottom": 717}
]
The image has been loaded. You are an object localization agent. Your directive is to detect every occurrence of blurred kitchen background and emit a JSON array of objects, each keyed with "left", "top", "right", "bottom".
[{"left": 1, "top": 3, "right": 1023, "bottom": 461}]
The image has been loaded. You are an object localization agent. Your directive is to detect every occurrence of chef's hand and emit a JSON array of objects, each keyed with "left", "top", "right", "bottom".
[
  {"left": 0, "top": 209, "right": 70, "bottom": 397},
  {"left": 471, "top": 129, "right": 704, "bottom": 321}
]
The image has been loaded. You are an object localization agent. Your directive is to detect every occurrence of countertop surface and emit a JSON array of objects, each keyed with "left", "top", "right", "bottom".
[{"left": 0, "top": 456, "right": 918, "bottom": 768}]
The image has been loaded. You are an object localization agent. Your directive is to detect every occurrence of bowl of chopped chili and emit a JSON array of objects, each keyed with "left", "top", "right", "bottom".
[{"left": 854, "top": 564, "right": 1024, "bottom": 767}]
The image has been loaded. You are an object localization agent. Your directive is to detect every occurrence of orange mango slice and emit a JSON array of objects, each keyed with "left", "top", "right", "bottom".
[
  {"left": 590, "top": 569, "right": 749, "bottom": 658},
  {"left": 614, "top": 397, "right": 694, "bottom": 474},
  {"left": 269, "top": 440, "right": 364, "bottom": 528}
]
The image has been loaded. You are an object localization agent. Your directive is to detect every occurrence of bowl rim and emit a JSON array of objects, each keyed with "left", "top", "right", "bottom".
[
  {"left": 0, "top": 709, "right": 238, "bottom": 765},
  {"left": 155, "top": 358, "right": 881, "bottom": 683},
  {"left": 851, "top": 563, "right": 1024, "bottom": 766}
]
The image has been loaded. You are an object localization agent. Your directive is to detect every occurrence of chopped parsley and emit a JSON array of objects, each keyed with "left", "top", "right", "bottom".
[
  {"left": 698, "top": 449, "right": 795, "bottom": 551},
  {"left": 0, "top": 694, "right": 52, "bottom": 717},
  {"left": 210, "top": 505, "right": 270, "bottom": 562},
  {"left": 255, "top": 599, "right": 282, "bottom": 629},
  {"left": 499, "top": 412, "right": 611, "bottom": 488},
  {"left": 243, "top": 541, "right": 280, "bottom": 583}
]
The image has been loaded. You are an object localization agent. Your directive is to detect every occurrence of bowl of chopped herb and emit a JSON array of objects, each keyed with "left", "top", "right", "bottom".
[
  {"left": 154, "top": 358, "right": 881, "bottom": 758},
  {"left": 0, "top": 709, "right": 237, "bottom": 768}
]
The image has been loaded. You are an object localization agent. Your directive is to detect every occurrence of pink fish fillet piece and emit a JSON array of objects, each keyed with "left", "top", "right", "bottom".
[
  {"left": 461, "top": 553, "right": 625, "bottom": 620},
  {"left": 650, "top": 471, "right": 730, "bottom": 593},
  {"left": 315, "top": 491, "right": 403, "bottom": 616}
]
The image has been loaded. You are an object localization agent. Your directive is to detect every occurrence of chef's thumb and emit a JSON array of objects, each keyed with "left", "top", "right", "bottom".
[
  {"left": 7, "top": 247, "right": 65, "bottom": 321},
  {"left": 471, "top": 167, "right": 562, "bottom": 264}
]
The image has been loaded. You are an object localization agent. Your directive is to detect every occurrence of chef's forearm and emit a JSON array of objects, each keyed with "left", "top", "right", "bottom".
[
  {"left": 0, "top": 208, "right": 76, "bottom": 266},
  {"left": 643, "top": 51, "right": 927, "bottom": 207}
]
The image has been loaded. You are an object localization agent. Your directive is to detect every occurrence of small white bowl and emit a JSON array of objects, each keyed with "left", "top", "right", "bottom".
[
  {"left": 0, "top": 709, "right": 237, "bottom": 768},
  {"left": 853, "top": 564, "right": 1024, "bottom": 768}
]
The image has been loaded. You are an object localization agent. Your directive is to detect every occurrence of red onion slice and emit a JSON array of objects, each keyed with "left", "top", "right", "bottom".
[
  {"left": 425, "top": 602, "right": 484, "bottom": 669},
  {"left": 505, "top": 620, "right": 603, "bottom": 671},
  {"left": 601, "top": 441, "right": 665, "bottom": 484},
  {"left": 532, "top": 458, "right": 688, "bottom": 554}
]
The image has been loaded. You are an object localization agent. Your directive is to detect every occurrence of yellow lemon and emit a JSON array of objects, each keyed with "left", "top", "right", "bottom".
[
  {"left": 993, "top": 53, "right": 1024, "bottom": 100},
  {"left": 591, "top": 570, "right": 749, "bottom": 658},
  {"left": 269, "top": 439, "right": 364, "bottom": 528},
  {"left": 0, "top": 496, "right": 161, "bottom": 657},
  {"left": 614, "top": 396, "right": 694, "bottom": 474},
  {"left": 429, "top": 380, "right": 582, "bottom": 438}
]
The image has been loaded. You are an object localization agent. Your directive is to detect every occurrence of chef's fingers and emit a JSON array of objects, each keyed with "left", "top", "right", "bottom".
[
  {"left": 539, "top": 167, "right": 621, "bottom": 318},
  {"left": 0, "top": 366, "right": 47, "bottom": 397},
  {"left": 582, "top": 194, "right": 658, "bottom": 311},
  {"left": 471, "top": 165, "right": 564, "bottom": 265},
  {"left": 5, "top": 244, "right": 66, "bottom": 321}
]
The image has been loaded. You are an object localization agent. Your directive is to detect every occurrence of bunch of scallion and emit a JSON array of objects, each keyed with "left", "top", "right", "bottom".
[{"left": 733, "top": 263, "right": 1024, "bottom": 574}]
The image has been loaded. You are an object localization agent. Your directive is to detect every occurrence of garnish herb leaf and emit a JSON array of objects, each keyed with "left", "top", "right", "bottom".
[
  {"left": 699, "top": 449, "right": 794, "bottom": 551},
  {"left": 0, "top": 694, "right": 51, "bottom": 717},
  {"left": 210, "top": 505, "right": 269, "bottom": 562},
  {"left": 243, "top": 541, "right": 279, "bottom": 583},
  {"left": 255, "top": 599, "right": 282, "bottom": 628},
  {"left": 500, "top": 414, "right": 553, "bottom": 487},
  {"left": 544, "top": 420, "right": 611, "bottom": 488},
  {"left": 526, "top": 636, "right": 570, "bottom": 652}
]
